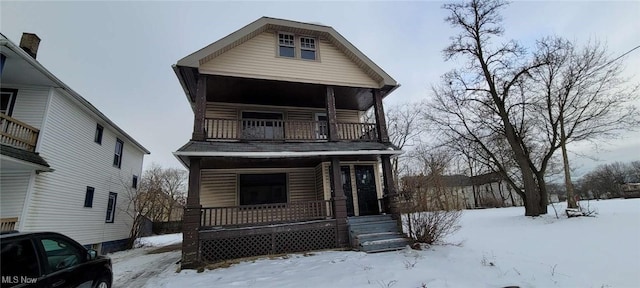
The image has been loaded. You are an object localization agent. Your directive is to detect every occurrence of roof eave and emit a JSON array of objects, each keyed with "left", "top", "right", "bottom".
[{"left": 0, "top": 37, "right": 150, "bottom": 155}]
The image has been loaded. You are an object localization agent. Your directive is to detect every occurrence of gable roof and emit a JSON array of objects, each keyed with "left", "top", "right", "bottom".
[
  {"left": 176, "top": 16, "right": 398, "bottom": 89},
  {"left": 0, "top": 34, "right": 150, "bottom": 155}
]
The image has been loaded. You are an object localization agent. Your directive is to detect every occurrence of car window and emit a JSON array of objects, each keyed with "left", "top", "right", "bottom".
[
  {"left": 39, "top": 238, "right": 83, "bottom": 273},
  {"left": 1, "top": 239, "right": 40, "bottom": 283}
]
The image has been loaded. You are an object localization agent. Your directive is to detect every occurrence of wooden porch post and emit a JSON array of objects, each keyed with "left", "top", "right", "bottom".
[
  {"left": 372, "top": 89, "right": 390, "bottom": 143},
  {"left": 325, "top": 86, "right": 339, "bottom": 142},
  {"left": 182, "top": 157, "right": 202, "bottom": 269},
  {"left": 381, "top": 155, "right": 399, "bottom": 216},
  {"left": 330, "top": 157, "right": 349, "bottom": 247},
  {"left": 191, "top": 75, "right": 207, "bottom": 141}
]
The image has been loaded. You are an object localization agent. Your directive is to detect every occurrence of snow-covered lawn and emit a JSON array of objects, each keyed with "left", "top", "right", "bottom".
[{"left": 113, "top": 199, "right": 640, "bottom": 288}]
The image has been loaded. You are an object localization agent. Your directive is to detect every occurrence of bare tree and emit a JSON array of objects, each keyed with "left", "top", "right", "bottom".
[
  {"left": 401, "top": 149, "right": 462, "bottom": 244},
  {"left": 119, "top": 175, "right": 157, "bottom": 249},
  {"left": 530, "top": 37, "right": 640, "bottom": 208},
  {"left": 431, "top": 0, "right": 551, "bottom": 216},
  {"left": 138, "top": 164, "right": 187, "bottom": 222},
  {"left": 365, "top": 102, "right": 425, "bottom": 183}
]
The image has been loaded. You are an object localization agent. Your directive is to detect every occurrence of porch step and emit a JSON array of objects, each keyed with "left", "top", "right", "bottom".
[
  {"left": 349, "top": 220, "right": 398, "bottom": 234},
  {"left": 361, "top": 238, "right": 413, "bottom": 253},
  {"left": 348, "top": 215, "right": 411, "bottom": 253},
  {"left": 357, "top": 232, "right": 405, "bottom": 243},
  {"left": 347, "top": 214, "right": 393, "bottom": 224}
]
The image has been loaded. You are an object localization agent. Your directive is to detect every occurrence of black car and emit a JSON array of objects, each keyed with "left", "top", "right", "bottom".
[{"left": 1, "top": 231, "right": 112, "bottom": 288}]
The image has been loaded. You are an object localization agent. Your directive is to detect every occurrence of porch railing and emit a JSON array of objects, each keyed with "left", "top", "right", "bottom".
[
  {"left": 0, "top": 217, "right": 18, "bottom": 232},
  {"left": 201, "top": 200, "right": 333, "bottom": 227},
  {"left": 0, "top": 113, "right": 39, "bottom": 152},
  {"left": 204, "top": 118, "right": 377, "bottom": 141}
]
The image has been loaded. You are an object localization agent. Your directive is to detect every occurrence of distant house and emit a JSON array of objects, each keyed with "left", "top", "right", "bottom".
[
  {"left": 172, "top": 17, "right": 405, "bottom": 268},
  {"left": 621, "top": 183, "right": 640, "bottom": 198},
  {"left": 0, "top": 33, "right": 150, "bottom": 253},
  {"left": 402, "top": 172, "right": 523, "bottom": 209}
]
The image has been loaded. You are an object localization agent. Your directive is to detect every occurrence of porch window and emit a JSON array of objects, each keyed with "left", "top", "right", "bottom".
[
  {"left": 241, "top": 111, "right": 284, "bottom": 139},
  {"left": 278, "top": 33, "right": 295, "bottom": 58},
  {"left": 239, "top": 173, "right": 287, "bottom": 205}
]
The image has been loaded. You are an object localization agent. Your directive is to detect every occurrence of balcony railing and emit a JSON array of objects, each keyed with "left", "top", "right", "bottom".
[
  {"left": 0, "top": 217, "right": 18, "bottom": 232},
  {"left": 204, "top": 118, "right": 378, "bottom": 141},
  {"left": 0, "top": 113, "right": 39, "bottom": 152},
  {"left": 200, "top": 200, "right": 333, "bottom": 228}
]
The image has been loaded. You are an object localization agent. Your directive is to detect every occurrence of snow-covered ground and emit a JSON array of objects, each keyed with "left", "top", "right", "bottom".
[
  {"left": 112, "top": 199, "right": 640, "bottom": 288},
  {"left": 134, "top": 233, "right": 183, "bottom": 248}
]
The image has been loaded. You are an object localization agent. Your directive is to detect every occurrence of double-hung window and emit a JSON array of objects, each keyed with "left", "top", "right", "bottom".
[
  {"left": 113, "top": 139, "right": 123, "bottom": 168},
  {"left": 300, "top": 37, "right": 316, "bottom": 60},
  {"left": 278, "top": 33, "right": 295, "bottom": 58}
]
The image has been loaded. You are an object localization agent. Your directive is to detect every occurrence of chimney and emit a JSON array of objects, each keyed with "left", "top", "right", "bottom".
[{"left": 19, "top": 33, "right": 41, "bottom": 59}]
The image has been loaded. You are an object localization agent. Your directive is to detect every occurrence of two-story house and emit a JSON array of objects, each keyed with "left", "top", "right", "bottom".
[
  {"left": 0, "top": 33, "right": 150, "bottom": 254},
  {"left": 173, "top": 17, "right": 406, "bottom": 268}
]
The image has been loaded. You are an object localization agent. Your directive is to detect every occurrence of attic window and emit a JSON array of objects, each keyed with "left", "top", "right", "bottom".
[
  {"left": 300, "top": 37, "right": 316, "bottom": 60},
  {"left": 278, "top": 33, "right": 295, "bottom": 58}
]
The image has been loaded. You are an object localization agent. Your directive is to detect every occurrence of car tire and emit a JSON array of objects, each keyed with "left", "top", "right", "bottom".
[{"left": 93, "top": 277, "right": 110, "bottom": 288}]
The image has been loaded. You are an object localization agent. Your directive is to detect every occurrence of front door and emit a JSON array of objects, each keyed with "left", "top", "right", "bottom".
[
  {"left": 355, "top": 165, "right": 378, "bottom": 216},
  {"left": 340, "top": 166, "right": 355, "bottom": 216}
]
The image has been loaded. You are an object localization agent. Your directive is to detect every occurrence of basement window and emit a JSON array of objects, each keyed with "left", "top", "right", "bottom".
[{"left": 239, "top": 173, "right": 287, "bottom": 205}]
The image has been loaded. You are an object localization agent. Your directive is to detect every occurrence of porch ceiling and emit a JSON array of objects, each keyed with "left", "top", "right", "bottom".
[{"left": 204, "top": 75, "right": 374, "bottom": 110}]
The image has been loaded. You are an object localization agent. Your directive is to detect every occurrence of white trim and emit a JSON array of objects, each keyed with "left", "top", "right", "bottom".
[
  {"left": 35, "top": 87, "right": 55, "bottom": 153},
  {"left": 174, "top": 149, "right": 402, "bottom": 158},
  {"left": 18, "top": 170, "right": 37, "bottom": 231}
]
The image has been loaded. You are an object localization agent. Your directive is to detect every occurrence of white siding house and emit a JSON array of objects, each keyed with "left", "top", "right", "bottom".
[{"left": 0, "top": 33, "right": 149, "bottom": 253}]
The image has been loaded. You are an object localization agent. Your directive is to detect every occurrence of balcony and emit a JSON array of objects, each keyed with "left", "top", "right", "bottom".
[
  {"left": 0, "top": 113, "right": 39, "bottom": 151},
  {"left": 204, "top": 118, "right": 378, "bottom": 141}
]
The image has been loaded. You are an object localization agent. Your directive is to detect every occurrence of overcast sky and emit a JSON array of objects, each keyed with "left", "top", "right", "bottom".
[{"left": 2, "top": 1, "right": 638, "bottom": 177}]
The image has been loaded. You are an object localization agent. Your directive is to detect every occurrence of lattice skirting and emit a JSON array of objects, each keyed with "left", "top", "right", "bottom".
[{"left": 200, "top": 220, "right": 337, "bottom": 262}]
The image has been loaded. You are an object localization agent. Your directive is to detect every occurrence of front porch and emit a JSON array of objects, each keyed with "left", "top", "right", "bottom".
[{"left": 179, "top": 156, "right": 400, "bottom": 266}]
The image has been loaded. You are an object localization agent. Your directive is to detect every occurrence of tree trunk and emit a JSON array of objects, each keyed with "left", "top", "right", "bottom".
[
  {"left": 536, "top": 174, "right": 549, "bottom": 214},
  {"left": 561, "top": 141, "right": 578, "bottom": 208}
]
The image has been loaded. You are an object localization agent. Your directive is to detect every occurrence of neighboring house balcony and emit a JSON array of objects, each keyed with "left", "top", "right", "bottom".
[{"left": 0, "top": 112, "right": 39, "bottom": 152}]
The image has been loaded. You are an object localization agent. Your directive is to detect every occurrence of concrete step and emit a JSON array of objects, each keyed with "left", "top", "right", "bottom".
[
  {"left": 347, "top": 215, "right": 394, "bottom": 224},
  {"left": 349, "top": 220, "right": 398, "bottom": 234},
  {"left": 360, "top": 238, "right": 412, "bottom": 253},
  {"left": 357, "top": 232, "right": 405, "bottom": 243}
]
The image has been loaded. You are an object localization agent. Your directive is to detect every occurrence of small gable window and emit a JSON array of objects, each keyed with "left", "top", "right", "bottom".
[
  {"left": 300, "top": 37, "right": 316, "bottom": 60},
  {"left": 278, "top": 33, "right": 295, "bottom": 58}
]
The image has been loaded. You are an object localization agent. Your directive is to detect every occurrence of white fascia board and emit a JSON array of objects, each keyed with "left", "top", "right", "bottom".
[{"left": 173, "top": 149, "right": 403, "bottom": 158}]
